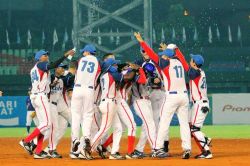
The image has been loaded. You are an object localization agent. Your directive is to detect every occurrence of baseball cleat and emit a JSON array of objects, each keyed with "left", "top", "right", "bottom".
[
  {"left": 49, "top": 150, "right": 62, "bottom": 158},
  {"left": 34, "top": 151, "right": 51, "bottom": 159},
  {"left": 43, "top": 146, "right": 50, "bottom": 154},
  {"left": 80, "top": 149, "right": 94, "bottom": 160},
  {"left": 182, "top": 150, "right": 191, "bottom": 159},
  {"left": 125, "top": 151, "right": 143, "bottom": 159},
  {"left": 84, "top": 138, "right": 91, "bottom": 153},
  {"left": 97, "top": 145, "right": 107, "bottom": 159},
  {"left": 72, "top": 139, "right": 80, "bottom": 153},
  {"left": 195, "top": 150, "right": 213, "bottom": 159},
  {"left": 132, "top": 149, "right": 144, "bottom": 158},
  {"left": 152, "top": 149, "right": 168, "bottom": 158},
  {"left": 69, "top": 152, "right": 80, "bottom": 159},
  {"left": 19, "top": 139, "right": 33, "bottom": 155},
  {"left": 109, "top": 152, "right": 126, "bottom": 160},
  {"left": 30, "top": 140, "right": 37, "bottom": 152}
]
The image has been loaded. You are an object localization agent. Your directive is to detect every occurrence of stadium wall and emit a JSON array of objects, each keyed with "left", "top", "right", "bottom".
[{"left": 0, "top": 94, "right": 249, "bottom": 127}]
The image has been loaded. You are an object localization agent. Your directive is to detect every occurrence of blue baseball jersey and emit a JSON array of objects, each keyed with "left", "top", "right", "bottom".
[{"left": 26, "top": 96, "right": 35, "bottom": 111}]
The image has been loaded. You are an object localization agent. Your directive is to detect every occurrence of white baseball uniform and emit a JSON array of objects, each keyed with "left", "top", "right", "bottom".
[
  {"left": 48, "top": 76, "right": 64, "bottom": 151},
  {"left": 140, "top": 41, "right": 191, "bottom": 151},
  {"left": 30, "top": 63, "right": 51, "bottom": 135},
  {"left": 91, "top": 72, "right": 122, "bottom": 151},
  {"left": 189, "top": 68, "right": 210, "bottom": 151},
  {"left": 71, "top": 55, "right": 101, "bottom": 142}
]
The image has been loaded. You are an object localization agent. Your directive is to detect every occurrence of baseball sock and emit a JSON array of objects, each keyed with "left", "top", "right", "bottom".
[
  {"left": 24, "top": 128, "right": 41, "bottom": 143},
  {"left": 35, "top": 133, "right": 44, "bottom": 154},
  {"left": 26, "top": 126, "right": 30, "bottom": 134},
  {"left": 103, "top": 133, "right": 113, "bottom": 148},
  {"left": 128, "top": 136, "right": 135, "bottom": 154},
  {"left": 163, "top": 140, "right": 169, "bottom": 152}
]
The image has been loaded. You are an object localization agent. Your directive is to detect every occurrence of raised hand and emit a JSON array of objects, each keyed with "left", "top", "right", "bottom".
[
  {"left": 134, "top": 32, "right": 144, "bottom": 42},
  {"left": 159, "top": 43, "right": 168, "bottom": 50},
  {"left": 64, "top": 49, "right": 76, "bottom": 57}
]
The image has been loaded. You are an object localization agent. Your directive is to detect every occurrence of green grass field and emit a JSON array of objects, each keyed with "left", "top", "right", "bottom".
[{"left": 0, "top": 125, "right": 249, "bottom": 138}]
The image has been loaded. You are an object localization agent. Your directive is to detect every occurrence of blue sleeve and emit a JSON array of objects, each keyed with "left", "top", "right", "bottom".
[
  {"left": 110, "top": 72, "right": 123, "bottom": 82},
  {"left": 188, "top": 67, "right": 201, "bottom": 80},
  {"left": 37, "top": 62, "right": 49, "bottom": 71},
  {"left": 158, "top": 58, "right": 170, "bottom": 69}
]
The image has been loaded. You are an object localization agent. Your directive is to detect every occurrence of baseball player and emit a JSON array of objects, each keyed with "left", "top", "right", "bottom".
[
  {"left": 133, "top": 48, "right": 169, "bottom": 157},
  {"left": 19, "top": 49, "right": 74, "bottom": 159},
  {"left": 172, "top": 51, "right": 213, "bottom": 159},
  {"left": 70, "top": 44, "right": 101, "bottom": 158},
  {"left": 48, "top": 63, "right": 68, "bottom": 158},
  {"left": 96, "top": 54, "right": 147, "bottom": 159},
  {"left": 26, "top": 89, "right": 38, "bottom": 134},
  {"left": 134, "top": 32, "right": 191, "bottom": 159},
  {"left": 82, "top": 58, "right": 139, "bottom": 160}
]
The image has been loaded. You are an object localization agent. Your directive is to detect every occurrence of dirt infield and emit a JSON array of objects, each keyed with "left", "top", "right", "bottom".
[{"left": 0, "top": 138, "right": 250, "bottom": 166}]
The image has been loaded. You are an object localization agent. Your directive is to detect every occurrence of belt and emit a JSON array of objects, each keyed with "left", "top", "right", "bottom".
[
  {"left": 194, "top": 100, "right": 208, "bottom": 104},
  {"left": 33, "top": 92, "right": 47, "bottom": 95},
  {"left": 151, "top": 87, "right": 161, "bottom": 90},
  {"left": 168, "top": 91, "right": 187, "bottom": 94},
  {"left": 102, "top": 98, "right": 116, "bottom": 102},
  {"left": 51, "top": 101, "right": 57, "bottom": 106},
  {"left": 75, "top": 84, "right": 93, "bottom": 89},
  {"left": 139, "top": 96, "right": 150, "bottom": 100}
]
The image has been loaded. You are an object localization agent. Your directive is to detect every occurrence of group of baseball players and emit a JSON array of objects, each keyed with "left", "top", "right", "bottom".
[{"left": 19, "top": 31, "right": 212, "bottom": 160}]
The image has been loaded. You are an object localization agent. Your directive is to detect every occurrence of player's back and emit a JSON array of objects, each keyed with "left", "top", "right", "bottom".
[
  {"left": 100, "top": 72, "right": 117, "bottom": 99},
  {"left": 30, "top": 63, "right": 51, "bottom": 94},
  {"left": 75, "top": 55, "right": 101, "bottom": 89},
  {"left": 189, "top": 69, "right": 208, "bottom": 101},
  {"left": 162, "top": 59, "right": 187, "bottom": 93}
]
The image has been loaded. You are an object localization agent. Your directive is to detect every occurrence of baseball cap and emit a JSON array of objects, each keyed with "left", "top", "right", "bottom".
[
  {"left": 57, "top": 63, "right": 68, "bottom": 69},
  {"left": 158, "top": 49, "right": 175, "bottom": 58},
  {"left": 101, "top": 58, "right": 121, "bottom": 71},
  {"left": 80, "top": 44, "right": 96, "bottom": 54},
  {"left": 35, "top": 50, "right": 49, "bottom": 61},
  {"left": 190, "top": 54, "right": 204, "bottom": 66}
]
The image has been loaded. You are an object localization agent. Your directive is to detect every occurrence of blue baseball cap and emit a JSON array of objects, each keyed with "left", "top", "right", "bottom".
[
  {"left": 57, "top": 63, "right": 68, "bottom": 69},
  {"left": 101, "top": 58, "right": 121, "bottom": 71},
  {"left": 35, "top": 50, "right": 49, "bottom": 61},
  {"left": 80, "top": 44, "right": 96, "bottom": 54},
  {"left": 190, "top": 54, "right": 204, "bottom": 66},
  {"left": 158, "top": 49, "right": 175, "bottom": 58}
]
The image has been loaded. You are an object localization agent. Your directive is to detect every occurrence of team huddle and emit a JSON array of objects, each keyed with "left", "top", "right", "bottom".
[{"left": 19, "top": 32, "right": 212, "bottom": 160}]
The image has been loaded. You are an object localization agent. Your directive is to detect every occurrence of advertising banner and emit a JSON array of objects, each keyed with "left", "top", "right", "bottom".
[{"left": 212, "top": 94, "right": 250, "bottom": 124}]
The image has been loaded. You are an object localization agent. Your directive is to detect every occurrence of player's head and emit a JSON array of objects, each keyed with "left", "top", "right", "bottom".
[
  {"left": 0, "top": 91, "right": 3, "bottom": 96},
  {"left": 102, "top": 58, "right": 121, "bottom": 73},
  {"left": 190, "top": 54, "right": 204, "bottom": 68},
  {"left": 158, "top": 49, "right": 175, "bottom": 60},
  {"left": 140, "top": 48, "right": 150, "bottom": 61},
  {"left": 35, "top": 50, "right": 49, "bottom": 62},
  {"left": 55, "top": 63, "right": 68, "bottom": 76},
  {"left": 80, "top": 44, "right": 96, "bottom": 56},
  {"left": 102, "top": 53, "right": 115, "bottom": 61}
]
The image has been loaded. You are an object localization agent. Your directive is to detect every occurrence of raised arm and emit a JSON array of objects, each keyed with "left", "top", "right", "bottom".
[
  {"left": 134, "top": 32, "right": 159, "bottom": 64},
  {"left": 174, "top": 46, "right": 189, "bottom": 72}
]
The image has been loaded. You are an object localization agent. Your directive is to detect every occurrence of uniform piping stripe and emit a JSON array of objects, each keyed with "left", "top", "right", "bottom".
[
  {"left": 91, "top": 103, "right": 109, "bottom": 149},
  {"left": 135, "top": 101, "right": 153, "bottom": 146},
  {"left": 121, "top": 102, "right": 135, "bottom": 136}
]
